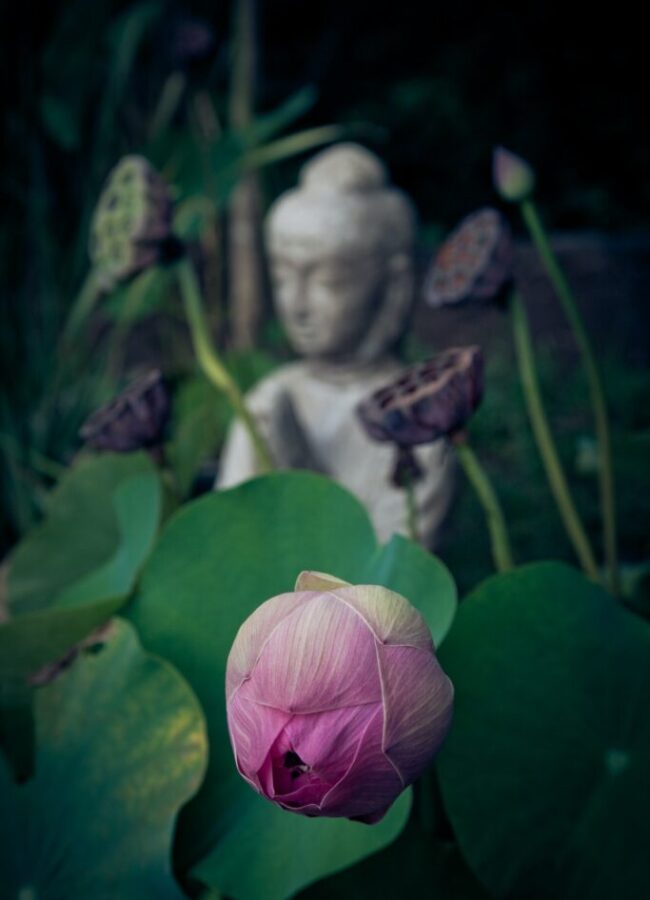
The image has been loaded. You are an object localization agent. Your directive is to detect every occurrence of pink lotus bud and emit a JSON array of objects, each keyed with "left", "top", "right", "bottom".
[
  {"left": 493, "top": 146, "right": 536, "bottom": 202},
  {"left": 226, "top": 573, "right": 454, "bottom": 823}
]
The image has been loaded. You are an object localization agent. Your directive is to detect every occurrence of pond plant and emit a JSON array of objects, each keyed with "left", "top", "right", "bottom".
[{"left": 0, "top": 145, "right": 648, "bottom": 900}]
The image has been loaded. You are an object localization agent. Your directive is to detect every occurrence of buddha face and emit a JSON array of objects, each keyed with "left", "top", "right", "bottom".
[{"left": 268, "top": 239, "right": 388, "bottom": 360}]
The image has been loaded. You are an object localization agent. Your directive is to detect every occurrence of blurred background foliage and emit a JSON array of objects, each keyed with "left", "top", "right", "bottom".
[{"left": 1, "top": 0, "right": 649, "bottom": 591}]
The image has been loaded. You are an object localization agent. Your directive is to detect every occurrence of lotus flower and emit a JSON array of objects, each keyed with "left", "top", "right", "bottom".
[{"left": 226, "top": 572, "right": 453, "bottom": 823}]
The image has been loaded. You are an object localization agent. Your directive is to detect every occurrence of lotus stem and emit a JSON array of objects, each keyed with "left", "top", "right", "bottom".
[
  {"left": 520, "top": 199, "right": 618, "bottom": 594},
  {"left": 175, "top": 256, "right": 274, "bottom": 472},
  {"left": 149, "top": 71, "right": 187, "bottom": 139},
  {"left": 510, "top": 290, "right": 600, "bottom": 582},
  {"left": 403, "top": 478, "right": 420, "bottom": 545},
  {"left": 60, "top": 270, "right": 103, "bottom": 347},
  {"left": 453, "top": 437, "right": 515, "bottom": 573}
]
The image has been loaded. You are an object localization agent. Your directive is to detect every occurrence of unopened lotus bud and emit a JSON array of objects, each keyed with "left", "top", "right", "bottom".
[
  {"left": 226, "top": 575, "right": 453, "bottom": 823},
  {"left": 424, "top": 208, "right": 513, "bottom": 308},
  {"left": 80, "top": 369, "right": 170, "bottom": 454},
  {"left": 493, "top": 146, "right": 536, "bottom": 203},
  {"left": 89, "top": 156, "right": 174, "bottom": 289},
  {"left": 357, "top": 346, "right": 484, "bottom": 449}
]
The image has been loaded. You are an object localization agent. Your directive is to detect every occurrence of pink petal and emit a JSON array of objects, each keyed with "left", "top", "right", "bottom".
[
  {"left": 284, "top": 702, "right": 382, "bottom": 783},
  {"left": 327, "top": 585, "right": 433, "bottom": 651},
  {"left": 246, "top": 593, "right": 382, "bottom": 712},
  {"left": 227, "top": 678, "right": 291, "bottom": 783},
  {"left": 226, "top": 590, "right": 312, "bottom": 698},
  {"left": 273, "top": 779, "right": 330, "bottom": 810},
  {"left": 376, "top": 643, "right": 454, "bottom": 785},
  {"left": 321, "top": 705, "right": 404, "bottom": 819},
  {"left": 257, "top": 727, "right": 332, "bottom": 809}
]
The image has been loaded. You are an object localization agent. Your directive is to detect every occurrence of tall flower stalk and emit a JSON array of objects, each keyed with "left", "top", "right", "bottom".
[
  {"left": 452, "top": 434, "right": 514, "bottom": 573},
  {"left": 494, "top": 148, "right": 618, "bottom": 593},
  {"left": 175, "top": 256, "right": 274, "bottom": 472},
  {"left": 509, "top": 290, "right": 600, "bottom": 581}
]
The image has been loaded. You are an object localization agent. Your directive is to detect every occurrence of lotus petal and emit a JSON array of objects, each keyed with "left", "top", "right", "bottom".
[
  {"left": 376, "top": 642, "right": 454, "bottom": 784},
  {"left": 246, "top": 594, "right": 382, "bottom": 712},
  {"left": 226, "top": 591, "right": 312, "bottom": 698},
  {"left": 328, "top": 585, "right": 433, "bottom": 650}
]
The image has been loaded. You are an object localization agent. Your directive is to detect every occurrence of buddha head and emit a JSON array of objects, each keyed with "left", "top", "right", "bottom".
[{"left": 266, "top": 144, "right": 417, "bottom": 364}]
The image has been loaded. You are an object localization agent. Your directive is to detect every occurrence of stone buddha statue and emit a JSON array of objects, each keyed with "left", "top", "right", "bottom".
[{"left": 217, "top": 143, "right": 455, "bottom": 547}]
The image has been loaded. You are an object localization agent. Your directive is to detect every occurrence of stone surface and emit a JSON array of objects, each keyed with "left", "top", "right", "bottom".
[{"left": 217, "top": 144, "right": 456, "bottom": 547}]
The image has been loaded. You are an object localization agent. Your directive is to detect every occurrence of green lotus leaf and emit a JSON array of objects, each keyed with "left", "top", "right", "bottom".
[
  {"left": 8, "top": 451, "right": 159, "bottom": 615},
  {"left": 0, "top": 618, "right": 207, "bottom": 899},
  {"left": 193, "top": 788, "right": 412, "bottom": 900},
  {"left": 437, "top": 562, "right": 650, "bottom": 900},
  {"left": 1, "top": 457, "right": 162, "bottom": 684}
]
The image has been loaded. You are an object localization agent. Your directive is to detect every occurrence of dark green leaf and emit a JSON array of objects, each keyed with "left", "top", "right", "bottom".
[
  {"left": 0, "top": 595, "right": 124, "bottom": 684},
  {"left": 0, "top": 686, "right": 34, "bottom": 784},
  {"left": 8, "top": 452, "right": 159, "bottom": 615},
  {"left": 40, "top": 94, "right": 80, "bottom": 150},
  {"left": 437, "top": 562, "right": 650, "bottom": 900},
  {"left": 193, "top": 789, "right": 411, "bottom": 900},
  {"left": 1, "top": 454, "right": 162, "bottom": 684},
  {"left": 300, "top": 821, "right": 489, "bottom": 900},
  {"left": 244, "top": 86, "right": 317, "bottom": 147},
  {"left": 0, "top": 619, "right": 207, "bottom": 899}
]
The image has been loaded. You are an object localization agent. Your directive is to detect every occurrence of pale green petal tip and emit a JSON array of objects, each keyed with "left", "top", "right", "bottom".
[{"left": 294, "top": 570, "right": 352, "bottom": 592}]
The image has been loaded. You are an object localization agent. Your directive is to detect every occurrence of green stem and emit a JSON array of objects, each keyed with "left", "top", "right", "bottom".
[
  {"left": 175, "top": 256, "right": 274, "bottom": 472},
  {"left": 240, "top": 125, "right": 345, "bottom": 172},
  {"left": 404, "top": 478, "right": 420, "bottom": 545},
  {"left": 60, "top": 270, "right": 103, "bottom": 347},
  {"left": 510, "top": 291, "right": 600, "bottom": 582},
  {"left": 454, "top": 439, "right": 515, "bottom": 573},
  {"left": 520, "top": 199, "right": 618, "bottom": 594},
  {"left": 149, "top": 71, "right": 187, "bottom": 139}
]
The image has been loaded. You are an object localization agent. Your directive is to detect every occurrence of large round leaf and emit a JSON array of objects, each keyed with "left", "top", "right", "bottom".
[
  {"left": 0, "top": 618, "right": 207, "bottom": 899},
  {"left": 8, "top": 451, "right": 159, "bottom": 615},
  {"left": 126, "top": 471, "right": 456, "bottom": 894},
  {"left": 1, "top": 457, "right": 162, "bottom": 684},
  {"left": 299, "top": 821, "right": 489, "bottom": 900},
  {"left": 193, "top": 788, "right": 412, "bottom": 900},
  {"left": 437, "top": 562, "right": 650, "bottom": 900}
]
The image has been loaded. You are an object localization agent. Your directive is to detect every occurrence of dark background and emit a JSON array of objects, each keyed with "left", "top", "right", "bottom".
[{"left": 2, "top": 0, "right": 649, "bottom": 240}]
